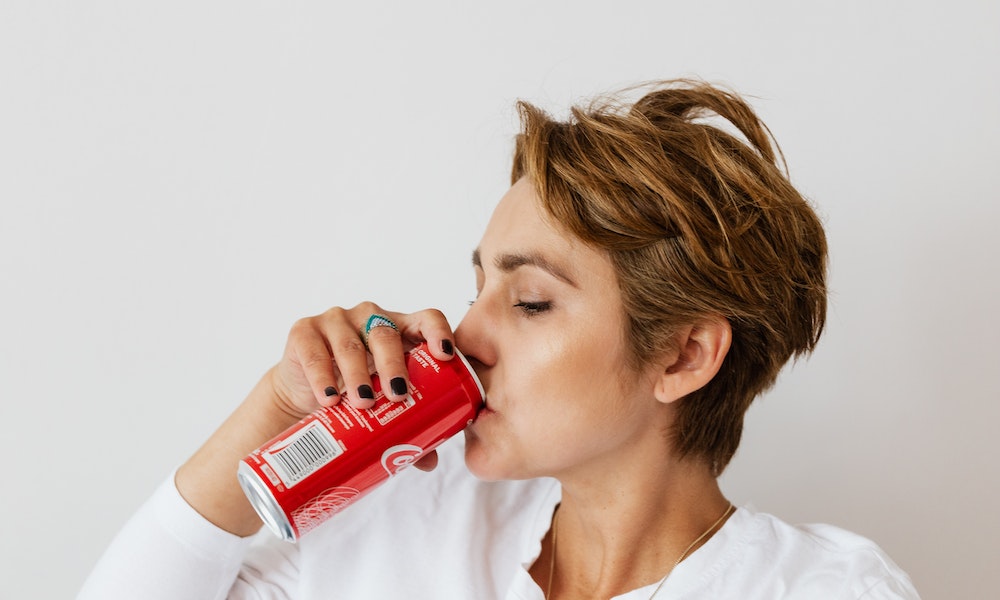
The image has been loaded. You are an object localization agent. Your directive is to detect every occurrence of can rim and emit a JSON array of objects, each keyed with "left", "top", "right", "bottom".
[
  {"left": 237, "top": 460, "right": 297, "bottom": 543},
  {"left": 453, "top": 347, "right": 486, "bottom": 403}
]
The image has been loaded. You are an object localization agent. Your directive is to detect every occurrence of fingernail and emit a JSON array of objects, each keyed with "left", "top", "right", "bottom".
[
  {"left": 441, "top": 339, "right": 454, "bottom": 355},
  {"left": 390, "top": 377, "right": 407, "bottom": 397},
  {"left": 358, "top": 384, "right": 374, "bottom": 400},
  {"left": 324, "top": 386, "right": 339, "bottom": 397}
]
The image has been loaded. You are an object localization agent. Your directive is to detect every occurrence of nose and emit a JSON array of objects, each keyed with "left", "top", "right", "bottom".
[{"left": 454, "top": 299, "right": 497, "bottom": 372}]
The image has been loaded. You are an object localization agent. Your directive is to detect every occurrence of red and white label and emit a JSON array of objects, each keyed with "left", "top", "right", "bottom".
[{"left": 380, "top": 444, "right": 423, "bottom": 476}]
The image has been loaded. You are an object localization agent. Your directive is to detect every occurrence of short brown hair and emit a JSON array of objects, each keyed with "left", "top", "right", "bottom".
[{"left": 511, "top": 80, "right": 827, "bottom": 475}]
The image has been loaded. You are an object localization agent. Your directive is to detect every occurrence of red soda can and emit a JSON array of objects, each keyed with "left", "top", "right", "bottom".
[{"left": 237, "top": 342, "right": 484, "bottom": 542}]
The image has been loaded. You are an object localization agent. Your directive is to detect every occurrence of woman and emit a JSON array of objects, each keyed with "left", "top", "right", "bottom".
[{"left": 79, "top": 80, "right": 919, "bottom": 599}]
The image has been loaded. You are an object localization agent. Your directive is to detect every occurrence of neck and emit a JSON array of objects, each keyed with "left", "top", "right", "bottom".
[{"left": 532, "top": 449, "right": 731, "bottom": 600}]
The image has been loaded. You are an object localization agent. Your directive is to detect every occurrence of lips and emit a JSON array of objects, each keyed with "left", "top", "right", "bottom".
[{"left": 472, "top": 396, "right": 495, "bottom": 422}]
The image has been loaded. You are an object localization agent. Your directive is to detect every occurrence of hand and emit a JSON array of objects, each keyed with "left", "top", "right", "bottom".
[
  {"left": 267, "top": 302, "right": 457, "bottom": 470},
  {"left": 176, "top": 302, "right": 455, "bottom": 534}
]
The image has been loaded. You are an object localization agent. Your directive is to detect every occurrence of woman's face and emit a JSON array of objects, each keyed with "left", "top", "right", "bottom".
[{"left": 455, "top": 178, "right": 666, "bottom": 482}]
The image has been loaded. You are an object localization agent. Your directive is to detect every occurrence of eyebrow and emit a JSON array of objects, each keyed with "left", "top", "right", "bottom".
[{"left": 471, "top": 248, "right": 579, "bottom": 287}]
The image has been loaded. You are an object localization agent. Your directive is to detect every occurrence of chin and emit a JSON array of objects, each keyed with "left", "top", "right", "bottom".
[
  {"left": 462, "top": 429, "right": 517, "bottom": 482},
  {"left": 463, "top": 430, "right": 547, "bottom": 483}
]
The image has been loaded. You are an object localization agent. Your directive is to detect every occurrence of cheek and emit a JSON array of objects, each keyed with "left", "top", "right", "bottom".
[
  {"left": 511, "top": 309, "right": 631, "bottom": 403},
  {"left": 522, "top": 343, "right": 636, "bottom": 432},
  {"left": 554, "top": 334, "right": 630, "bottom": 395}
]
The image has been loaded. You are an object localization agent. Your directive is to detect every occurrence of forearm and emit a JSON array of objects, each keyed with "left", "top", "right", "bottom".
[{"left": 176, "top": 368, "right": 305, "bottom": 537}]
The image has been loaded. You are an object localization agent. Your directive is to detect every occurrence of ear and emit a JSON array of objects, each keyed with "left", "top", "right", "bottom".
[{"left": 652, "top": 318, "right": 732, "bottom": 404}]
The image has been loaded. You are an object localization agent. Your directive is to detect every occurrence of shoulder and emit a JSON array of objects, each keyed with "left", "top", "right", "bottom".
[{"left": 730, "top": 509, "right": 920, "bottom": 599}]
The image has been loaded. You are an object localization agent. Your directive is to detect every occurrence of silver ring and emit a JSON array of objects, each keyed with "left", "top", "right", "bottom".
[{"left": 362, "top": 313, "right": 398, "bottom": 349}]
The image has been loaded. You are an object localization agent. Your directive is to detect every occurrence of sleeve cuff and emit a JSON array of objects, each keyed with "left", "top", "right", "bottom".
[{"left": 153, "top": 469, "right": 258, "bottom": 561}]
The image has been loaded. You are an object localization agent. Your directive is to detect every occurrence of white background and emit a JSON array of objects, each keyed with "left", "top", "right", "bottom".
[{"left": 1, "top": 2, "right": 997, "bottom": 598}]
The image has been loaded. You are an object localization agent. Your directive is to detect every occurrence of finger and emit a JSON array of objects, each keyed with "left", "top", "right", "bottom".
[
  {"left": 364, "top": 314, "right": 409, "bottom": 403},
  {"left": 321, "top": 307, "right": 378, "bottom": 410},
  {"left": 413, "top": 450, "right": 439, "bottom": 472},
  {"left": 397, "top": 308, "right": 456, "bottom": 361},
  {"left": 334, "top": 338, "right": 377, "bottom": 409},
  {"left": 288, "top": 318, "right": 342, "bottom": 409}
]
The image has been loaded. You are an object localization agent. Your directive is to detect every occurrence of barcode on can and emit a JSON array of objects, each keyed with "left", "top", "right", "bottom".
[{"left": 263, "top": 421, "right": 344, "bottom": 488}]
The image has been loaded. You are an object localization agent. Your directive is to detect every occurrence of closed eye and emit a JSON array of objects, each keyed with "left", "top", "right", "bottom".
[{"left": 514, "top": 301, "right": 551, "bottom": 316}]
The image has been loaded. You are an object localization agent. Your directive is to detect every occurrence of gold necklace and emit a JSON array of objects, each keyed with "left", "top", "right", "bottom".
[{"left": 545, "top": 502, "right": 735, "bottom": 600}]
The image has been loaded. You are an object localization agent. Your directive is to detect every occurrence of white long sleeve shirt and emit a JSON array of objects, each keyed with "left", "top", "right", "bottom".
[{"left": 78, "top": 438, "right": 920, "bottom": 599}]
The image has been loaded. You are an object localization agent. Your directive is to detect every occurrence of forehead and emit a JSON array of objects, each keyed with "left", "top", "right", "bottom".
[
  {"left": 475, "top": 178, "right": 614, "bottom": 284},
  {"left": 478, "top": 178, "right": 577, "bottom": 257}
]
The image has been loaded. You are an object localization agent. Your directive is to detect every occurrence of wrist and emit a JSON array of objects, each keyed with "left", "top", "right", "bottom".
[
  {"left": 261, "top": 366, "right": 313, "bottom": 422},
  {"left": 175, "top": 371, "right": 308, "bottom": 536}
]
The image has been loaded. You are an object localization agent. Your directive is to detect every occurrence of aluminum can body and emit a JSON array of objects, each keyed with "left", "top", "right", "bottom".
[{"left": 237, "top": 342, "right": 484, "bottom": 542}]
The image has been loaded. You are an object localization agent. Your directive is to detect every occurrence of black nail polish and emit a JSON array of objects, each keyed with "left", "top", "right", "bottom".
[
  {"left": 358, "top": 384, "right": 374, "bottom": 400},
  {"left": 324, "top": 386, "right": 339, "bottom": 397},
  {"left": 390, "top": 377, "right": 407, "bottom": 397},
  {"left": 441, "top": 339, "right": 454, "bottom": 355}
]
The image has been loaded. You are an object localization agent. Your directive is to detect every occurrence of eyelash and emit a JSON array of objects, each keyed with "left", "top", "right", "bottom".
[
  {"left": 467, "top": 300, "right": 553, "bottom": 316},
  {"left": 513, "top": 301, "right": 551, "bottom": 316}
]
